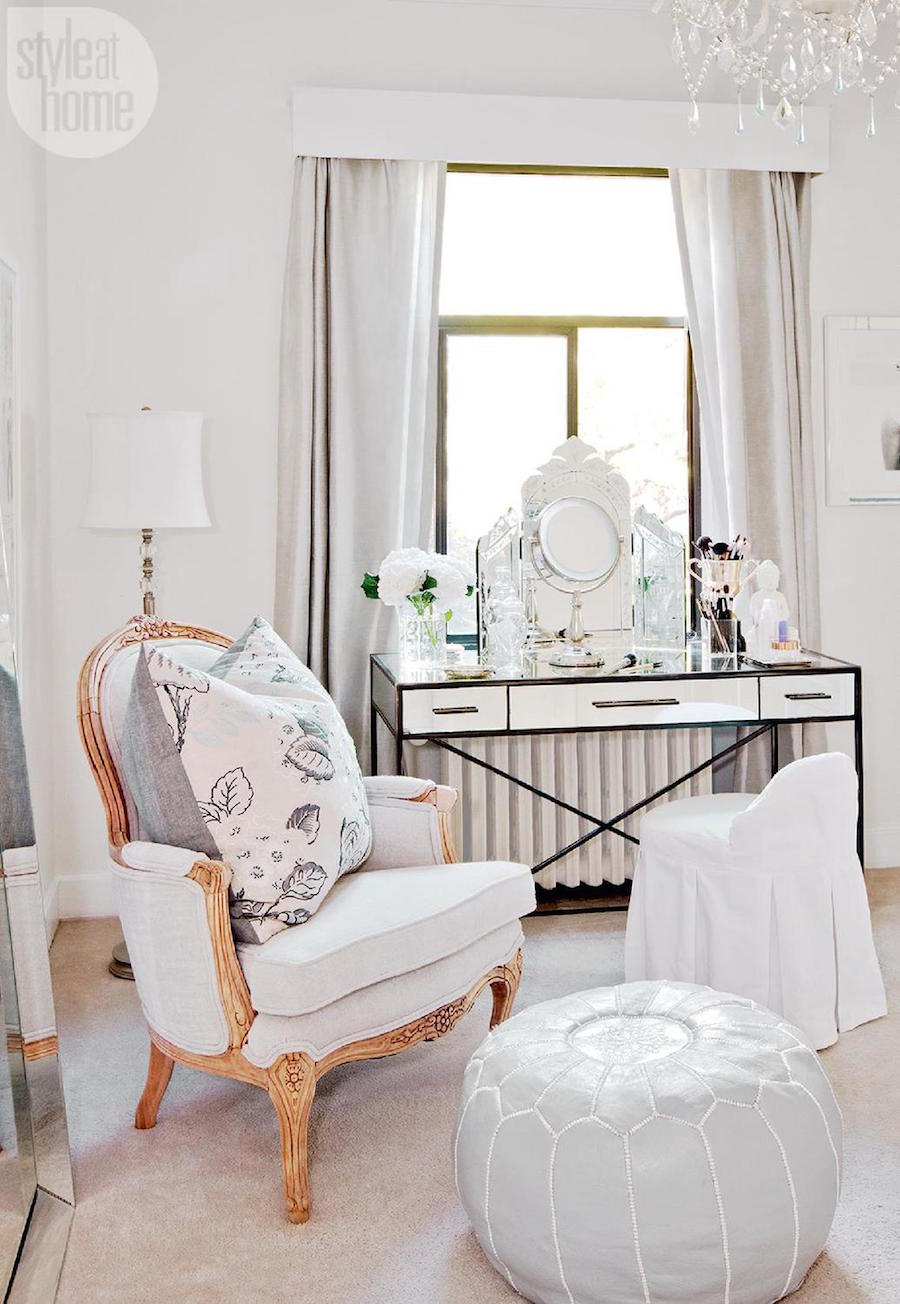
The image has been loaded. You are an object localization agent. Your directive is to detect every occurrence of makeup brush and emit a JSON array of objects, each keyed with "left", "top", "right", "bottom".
[{"left": 607, "top": 653, "right": 637, "bottom": 674}]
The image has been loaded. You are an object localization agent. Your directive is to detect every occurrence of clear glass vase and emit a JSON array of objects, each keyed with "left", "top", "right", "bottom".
[{"left": 398, "top": 604, "right": 447, "bottom": 671}]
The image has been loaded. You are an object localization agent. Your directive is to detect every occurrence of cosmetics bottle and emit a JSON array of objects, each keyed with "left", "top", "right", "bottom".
[{"left": 757, "top": 597, "right": 780, "bottom": 657}]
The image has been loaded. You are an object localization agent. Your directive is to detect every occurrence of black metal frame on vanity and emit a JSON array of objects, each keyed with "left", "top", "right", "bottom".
[{"left": 369, "top": 657, "right": 865, "bottom": 890}]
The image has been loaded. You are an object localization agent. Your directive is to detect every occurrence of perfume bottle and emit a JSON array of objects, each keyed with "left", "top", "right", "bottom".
[{"left": 485, "top": 565, "right": 527, "bottom": 674}]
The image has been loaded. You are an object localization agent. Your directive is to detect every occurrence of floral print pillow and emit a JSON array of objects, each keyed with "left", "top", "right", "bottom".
[
  {"left": 144, "top": 635, "right": 371, "bottom": 945},
  {"left": 207, "top": 616, "right": 330, "bottom": 701},
  {"left": 208, "top": 617, "right": 372, "bottom": 875}
]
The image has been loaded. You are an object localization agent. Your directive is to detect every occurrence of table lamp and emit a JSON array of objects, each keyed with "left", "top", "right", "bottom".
[
  {"left": 83, "top": 408, "right": 211, "bottom": 615},
  {"left": 83, "top": 407, "right": 210, "bottom": 980}
]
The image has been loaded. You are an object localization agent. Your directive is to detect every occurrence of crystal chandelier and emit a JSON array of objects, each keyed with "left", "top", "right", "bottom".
[{"left": 665, "top": 0, "right": 900, "bottom": 140}]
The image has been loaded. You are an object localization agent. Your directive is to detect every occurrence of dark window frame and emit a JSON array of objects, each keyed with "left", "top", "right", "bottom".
[{"left": 436, "top": 166, "right": 699, "bottom": 640}]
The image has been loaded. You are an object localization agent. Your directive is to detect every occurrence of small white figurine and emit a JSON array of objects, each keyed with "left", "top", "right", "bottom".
[{"left": 746, "top": 560, "right": 790, "bottom": 657}]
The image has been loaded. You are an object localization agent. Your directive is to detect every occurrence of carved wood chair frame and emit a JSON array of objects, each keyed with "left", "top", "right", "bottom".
[{"left": 77, "top": 615, "right": 523, "bottom": 1222}]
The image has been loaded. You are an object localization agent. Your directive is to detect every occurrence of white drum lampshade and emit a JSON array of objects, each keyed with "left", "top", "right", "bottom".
[
  {"left": 84, "top": 410, "right": 210, "bottom": 530},
  {"left": 84, "top": 409, "right": 211, "bottom": 615}
]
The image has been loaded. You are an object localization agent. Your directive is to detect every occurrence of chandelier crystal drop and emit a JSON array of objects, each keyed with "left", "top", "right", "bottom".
[{"left": 664, "top": 0, "right": 900, "bottom": 140}]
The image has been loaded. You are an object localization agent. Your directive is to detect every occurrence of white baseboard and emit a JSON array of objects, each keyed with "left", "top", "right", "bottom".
[
  {"left": 865, "top": 825, "right": 900, "bottom": 871},
  {"left": 55, "top": 873, "right": 117, "bottom": 920}
]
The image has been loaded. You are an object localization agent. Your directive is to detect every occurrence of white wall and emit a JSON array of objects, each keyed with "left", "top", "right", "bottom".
[
  {"left": 41, "top": 0, "right": 900, "bottom": 916},
  {"left": 810, "top": 107, "right": 900, "bottom": 869},
  {"left": 0, "top": 0, "right": 56, "bottom": 927}
]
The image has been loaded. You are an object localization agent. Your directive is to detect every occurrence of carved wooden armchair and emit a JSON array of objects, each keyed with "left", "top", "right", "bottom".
[{"left": 77, "top": 617, "right": 534, "bottom": 1222}]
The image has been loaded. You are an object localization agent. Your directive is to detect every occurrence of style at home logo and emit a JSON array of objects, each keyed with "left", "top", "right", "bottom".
[{"left": 6, "top": 6, "right": 158, "bottom": 158}]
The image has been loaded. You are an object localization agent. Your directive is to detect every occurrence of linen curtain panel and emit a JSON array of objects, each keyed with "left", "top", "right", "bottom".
[
  {"left": 670, "top": 169, "right": 820, "bottom": 780},
  {"left": 275, "top": 157, "right": 445, "bottom": 758},
  {"left": 670, "top": 169, "right": 819, "bottom": 644}
]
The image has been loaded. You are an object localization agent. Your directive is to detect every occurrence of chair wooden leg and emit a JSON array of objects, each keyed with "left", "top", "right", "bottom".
[
  {"left": 135, "top": 1039, "right": 175, "bottom": 1129},
  {"left": 489, "top": 949, "right": 523, "bottom": 1029},
  {"left": 267, "top": 1053, "right": 317, "bottom": 1224}
]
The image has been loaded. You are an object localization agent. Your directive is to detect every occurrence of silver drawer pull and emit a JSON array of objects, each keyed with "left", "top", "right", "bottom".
[
  {"left": 592, "top": 697, "right": 679, "bottom": 709},
  {"left": 432, "top": 704, "right": 479, "bottom": 716},
  {"left": 784, "top": 692, "right": 832, "bottom": 701}
]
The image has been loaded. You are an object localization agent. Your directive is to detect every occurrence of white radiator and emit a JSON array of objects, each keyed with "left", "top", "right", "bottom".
[{"left": 403, "top": 729, "right": 713, "bottom": 888}]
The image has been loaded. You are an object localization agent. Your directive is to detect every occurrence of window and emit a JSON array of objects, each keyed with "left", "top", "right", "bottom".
[{"left": 437, "top": 167, "right": 693, "bottom": 638}]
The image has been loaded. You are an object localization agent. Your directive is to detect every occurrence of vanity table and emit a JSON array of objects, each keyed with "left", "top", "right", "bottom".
[{"left": 369, "top": 649, "right": 864, "bottom": 873}]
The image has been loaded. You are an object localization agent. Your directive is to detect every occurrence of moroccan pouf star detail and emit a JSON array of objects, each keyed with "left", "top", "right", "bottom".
[{"left": 454, "top": 981, "right": 841, "bottom": 1304}]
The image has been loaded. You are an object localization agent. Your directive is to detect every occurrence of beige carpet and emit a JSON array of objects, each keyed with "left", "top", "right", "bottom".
[{"left": 52, "top": 873, "right": 899, "bottom": 1303}]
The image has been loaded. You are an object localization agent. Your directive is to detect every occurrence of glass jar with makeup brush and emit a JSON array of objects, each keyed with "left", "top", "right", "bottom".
[
  {"left": 689, "top": 546, "right": 757, "bottom": 670},
  {"left": 700, "top": 604, "right": 740, "bottom": 669}
]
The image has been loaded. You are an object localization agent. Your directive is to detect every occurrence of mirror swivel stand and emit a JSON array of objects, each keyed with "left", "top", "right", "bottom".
[{"left": 549, "top": 590, "right": 605, "bottom": 669}]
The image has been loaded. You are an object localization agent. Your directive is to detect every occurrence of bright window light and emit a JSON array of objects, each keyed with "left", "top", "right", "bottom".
[
  {"left": 440, "top": 172, "right": 686, "bottom": 318},
  {"left": 439, "top": 170, "right": 689, "bottom": 637}
]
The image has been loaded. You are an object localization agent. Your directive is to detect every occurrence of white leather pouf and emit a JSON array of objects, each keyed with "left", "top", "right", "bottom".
[{"left": 455, "top": 981, "right": 841, "bottom": 1304}]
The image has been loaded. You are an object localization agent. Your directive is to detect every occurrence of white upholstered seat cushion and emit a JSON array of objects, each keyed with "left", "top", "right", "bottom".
[
  {"left": 238, "top": 858, "right": 535, "bottom": 1017},
  {"left": 640, "top": 792, "right": 755, "bottom": 857},
  {"left": 243, "top": 922, "right": 523, "bottom": 1065}
]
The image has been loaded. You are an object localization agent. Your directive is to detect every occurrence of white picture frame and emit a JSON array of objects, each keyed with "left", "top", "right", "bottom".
[{"left": 825, "top": 315, "right": 900, "bottom": 506}]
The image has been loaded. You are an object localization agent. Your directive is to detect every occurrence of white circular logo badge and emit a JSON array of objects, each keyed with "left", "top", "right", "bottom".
[{"left": 6, "top": 7, "right": 158, "bottom": 159}]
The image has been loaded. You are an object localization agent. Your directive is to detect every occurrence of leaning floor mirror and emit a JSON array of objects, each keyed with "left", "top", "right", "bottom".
[{"left": 0, "top": 255, "right": 73, "bottom": 1297}]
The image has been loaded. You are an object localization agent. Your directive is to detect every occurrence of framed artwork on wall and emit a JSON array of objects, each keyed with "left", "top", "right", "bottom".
[{"left": 825, "top": 315, "right": 900, "bottom": 506}]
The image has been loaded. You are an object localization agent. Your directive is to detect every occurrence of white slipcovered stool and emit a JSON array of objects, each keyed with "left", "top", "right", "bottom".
[
  {"left": 625, "top": 753, "right": 886, "bottom": 1050},
  {"left": 455, "top": 981, "right": 841, "bottom": 1304}
]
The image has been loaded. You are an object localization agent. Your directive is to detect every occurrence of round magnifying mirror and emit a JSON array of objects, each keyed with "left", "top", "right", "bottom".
[{"left": 537, "top": 496, "right": 620, "bottom": 587}]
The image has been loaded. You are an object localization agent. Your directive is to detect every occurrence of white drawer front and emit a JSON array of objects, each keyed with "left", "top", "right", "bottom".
[
  {"left": 683, "top": 678, "right": 759, "bottom": 721},
  {"left": 576, "top": 680, "right": 686, "bottom": 727},
  {"left": 576, "top": 677, "right": 759, "bottom": 728},
  {"left": 760, "top": 673, "right": 855, "bottom": 720},
  {"left": 402, "top": 685, "right": 507, "bottom": 735},
  {"left": 509, "top": 684, "right": 578, "bottom": 731}
]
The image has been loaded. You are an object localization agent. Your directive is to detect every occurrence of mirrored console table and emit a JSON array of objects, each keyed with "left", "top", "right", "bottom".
[{"left": 370, "top": 648, "right": 864, "bottom": 875}]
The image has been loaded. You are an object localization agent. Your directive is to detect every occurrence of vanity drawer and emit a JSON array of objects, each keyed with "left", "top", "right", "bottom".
[
  {"left": 402, "top": 685, "right": 507, "bottom": 735},
  {"left": 575, "top": 677, "right": 759, "bottom": 727},
  {"left": 509, "top": 684, "right": 578, "bottom": 731},
  {"left": 760, "top": 673, "right": 855, "bottom": 720},
  {"left": 683, "top": 678, "right": 759, "bottom": 722}
]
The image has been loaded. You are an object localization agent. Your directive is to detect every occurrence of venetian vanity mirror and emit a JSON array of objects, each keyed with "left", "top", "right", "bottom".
[{"left": 522, "top": 437, "right": 633, "bottom": 667}]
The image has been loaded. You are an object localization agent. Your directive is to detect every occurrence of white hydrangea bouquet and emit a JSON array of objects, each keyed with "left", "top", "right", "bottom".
[
  {"left": 362, "top": 548, "right": 474, "bottom": 664},
  {"left": 362, "top": 547, "right": 473, "bottom": 618}
]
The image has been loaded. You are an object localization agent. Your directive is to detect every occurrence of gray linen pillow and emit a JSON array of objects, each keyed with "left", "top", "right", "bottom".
[{"left": 120, "top": 648, "right": 220, "bottom": 859}]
